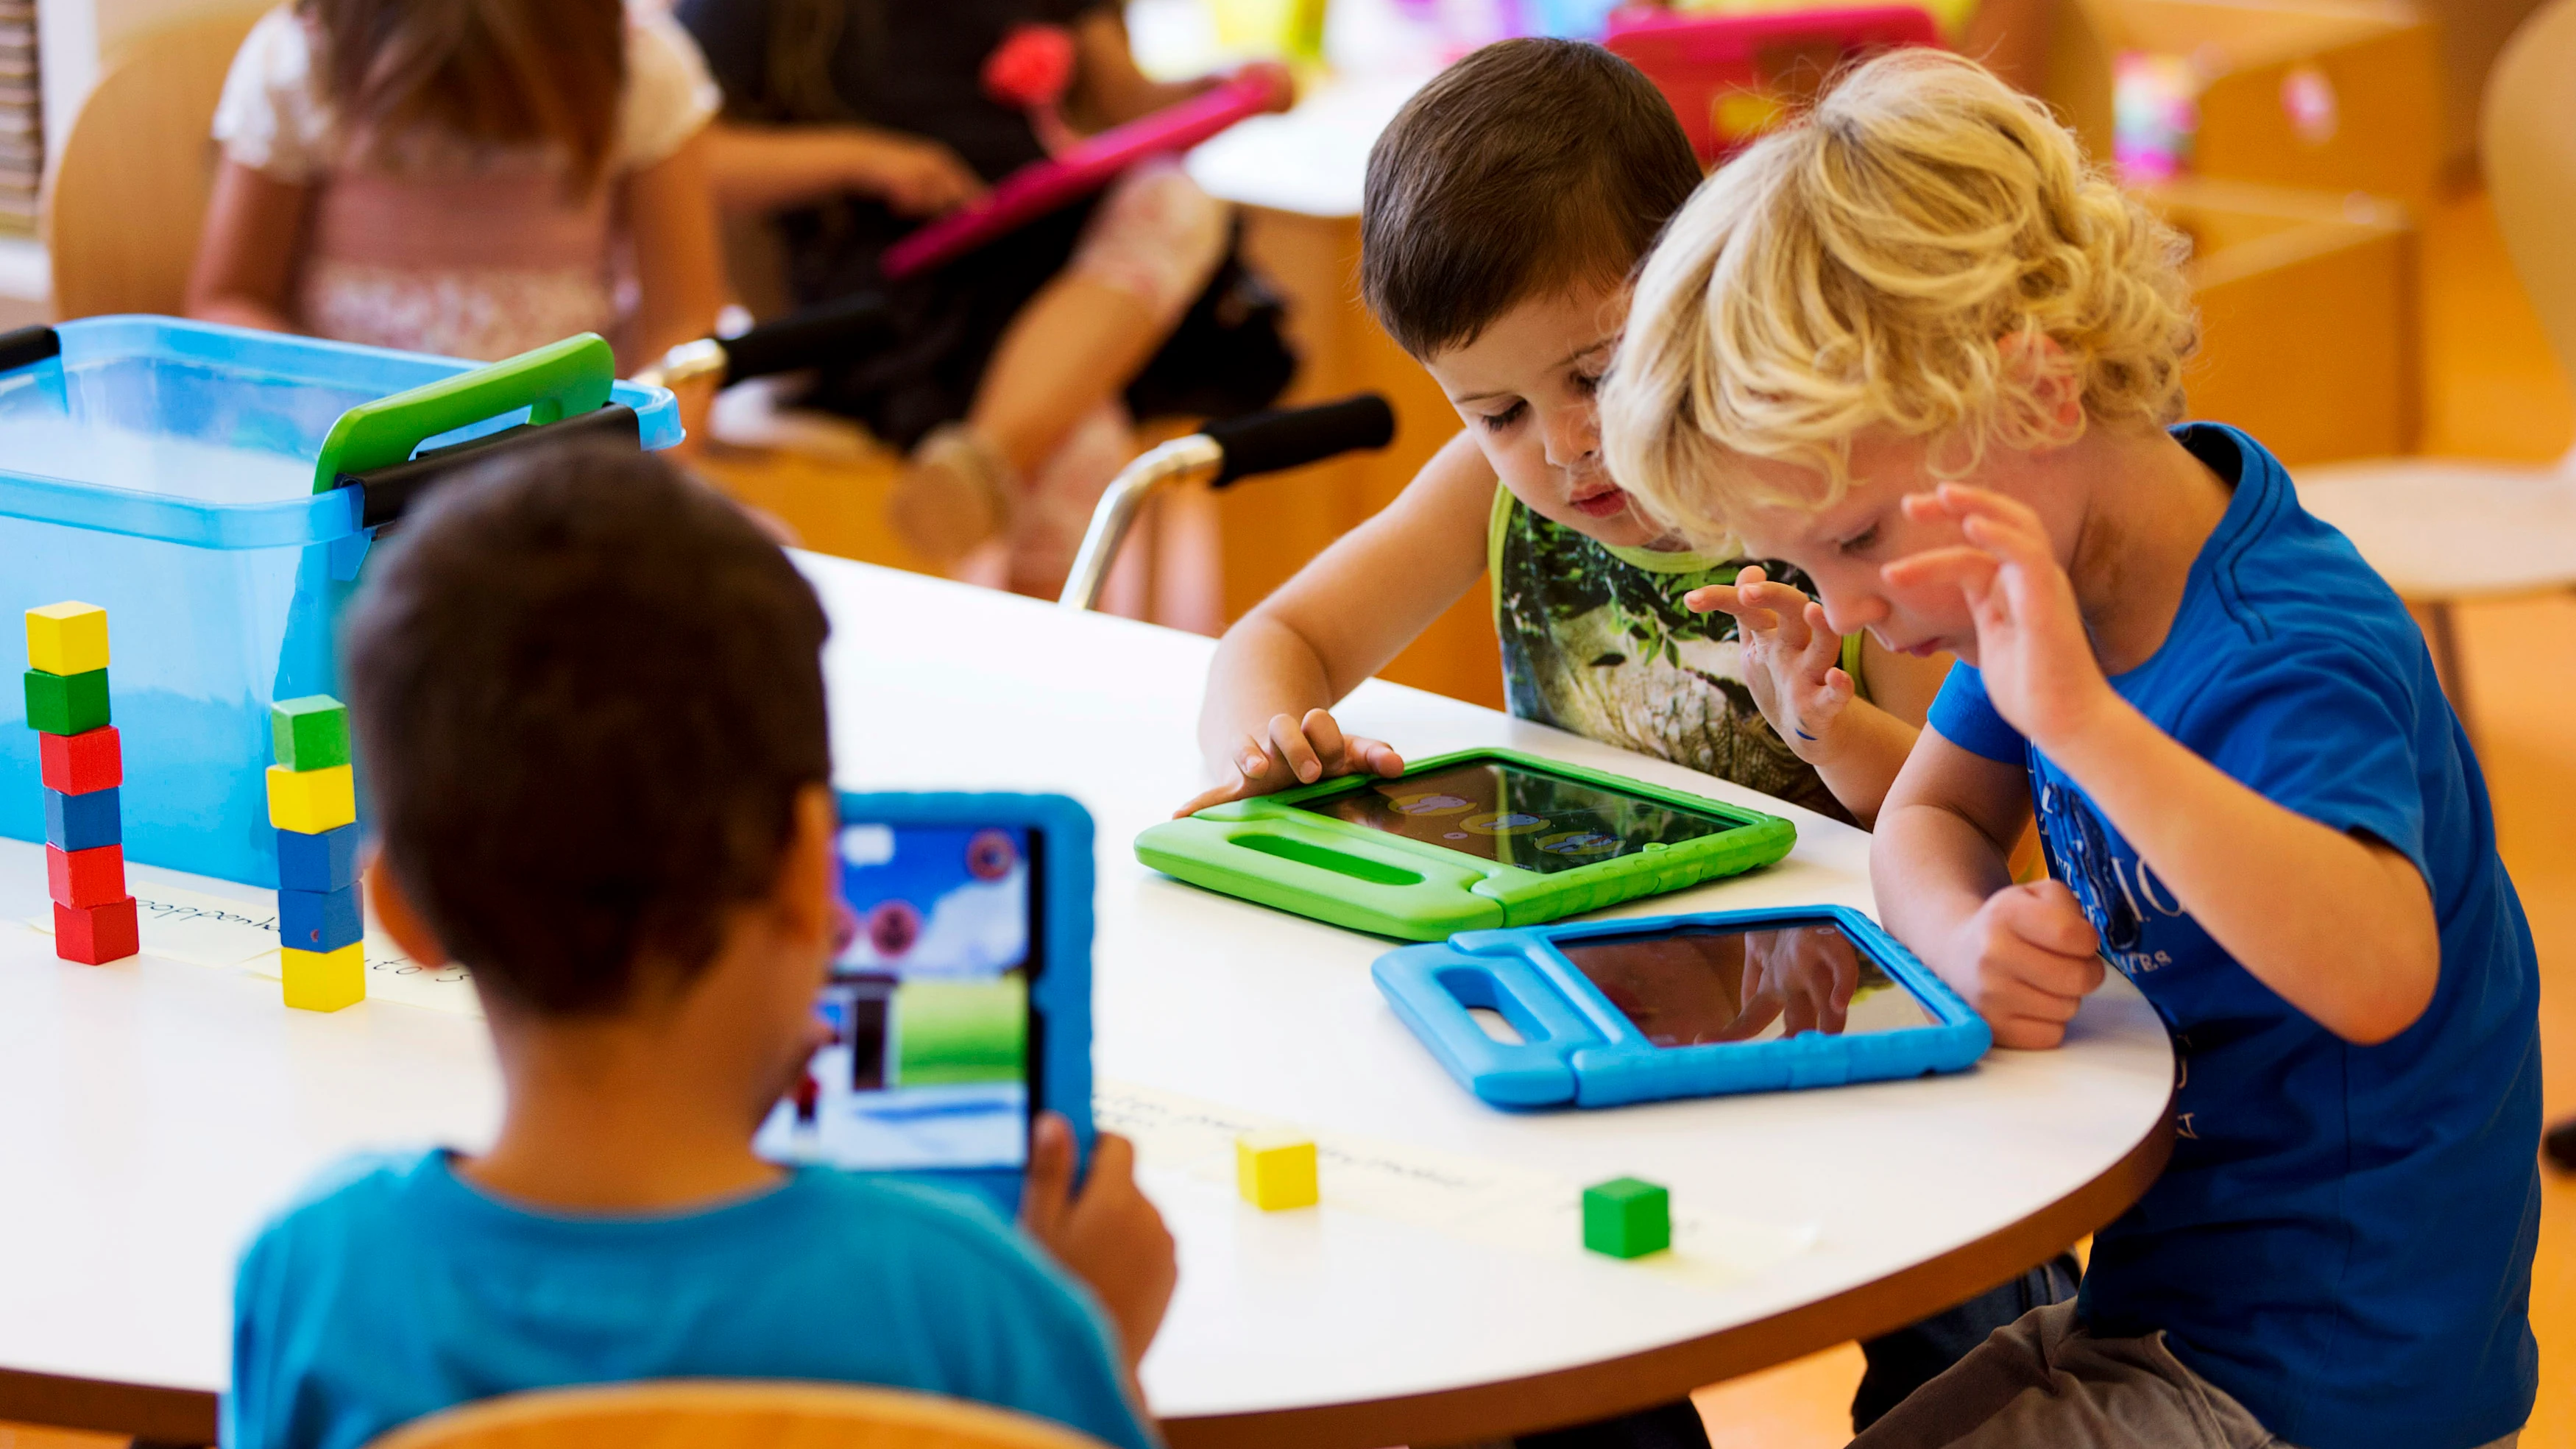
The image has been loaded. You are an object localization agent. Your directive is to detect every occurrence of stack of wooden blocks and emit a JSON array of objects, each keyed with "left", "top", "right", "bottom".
[
  {"left": 268, "top": 695, "right": 365, "bottom": 1013},
  {"left": 25, "top": 601, "right": 137, "bottom": 965}
]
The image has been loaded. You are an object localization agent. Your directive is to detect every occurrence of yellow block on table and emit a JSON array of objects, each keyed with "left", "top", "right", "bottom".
[
  {"left": 282, "top": 943, "right": 364, "bottom": 1012},
  {"left": 1235, "top": 1133, "right": 1319, "bottom": 1211},
  {"left": 25, "top": 601, "right": 110, "bottom": 677},
  {"left": 266, "top": 764, "right": 356, "bottom": 834}
]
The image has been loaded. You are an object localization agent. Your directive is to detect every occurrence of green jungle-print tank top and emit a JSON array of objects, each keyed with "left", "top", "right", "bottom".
[{"left": 1488, "top": 489, "right": 1861, "bottom": 824}]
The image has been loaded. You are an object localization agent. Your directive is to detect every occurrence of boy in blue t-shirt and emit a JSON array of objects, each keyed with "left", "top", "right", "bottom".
[
  {"left": 225, "top": 447, "right": 1173, "bottom": 1449},
  {"left": 1602, "top": 50, "right": 2539, "bottom": 1449}
]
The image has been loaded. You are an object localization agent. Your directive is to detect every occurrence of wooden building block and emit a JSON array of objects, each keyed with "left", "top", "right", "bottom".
[
  {"left": 46, "top": 844, "right": 125, "bottom": 910},
  {"left": 282, "top": 942, "right": 365, "bottom": 1012},
  {"left": 38, "top": 726, "right": 121, "bottom": 796},
  {"left": 24, "top": 602, "right": 110, "bottom": 678},
  {"left": 43, "top": 786, "right": 121, "bottom": 852},
  {"left": 279, "top": 883, "right": 364, "bottom": 954},
  {"left": 277, "top": 823, "right": 361, "bottom": 893},
  {"left": 266, "top": 765, "right": 355, "bottom": 834},
  {"left": 24, "top": 668, "right": 110, "bottom": 737},
  {"left": 1235, "top": 1133, "right": 1320, "bottom": 1211},
  {"left": 1582, "top": 1177, "right": 1671, "bottom": 1259},
  {"left": 270, "top": 695, "right": 350, "bottom": 773},
  {"left": 53, "top": 897, "right": 139, "bottom": 965}
]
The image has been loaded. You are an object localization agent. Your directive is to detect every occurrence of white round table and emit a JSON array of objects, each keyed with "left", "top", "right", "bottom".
[{"left": 0, "top": 558, "right": 2173, "bottom": 1448}]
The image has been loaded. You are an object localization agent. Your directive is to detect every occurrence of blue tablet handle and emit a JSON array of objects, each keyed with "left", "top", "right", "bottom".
[{"left": 1373, "top": 943, "right": 1604, "bottom": 1107}]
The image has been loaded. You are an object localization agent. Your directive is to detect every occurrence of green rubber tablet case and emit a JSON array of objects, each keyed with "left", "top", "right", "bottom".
[{"left": 1135, "top": 748, "right": 1796, "bottom": 940}]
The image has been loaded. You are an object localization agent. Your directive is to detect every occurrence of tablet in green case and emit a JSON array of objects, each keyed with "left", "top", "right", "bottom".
[{"left": 1135, "top": 748, "right": 1796, "bottom": 940}]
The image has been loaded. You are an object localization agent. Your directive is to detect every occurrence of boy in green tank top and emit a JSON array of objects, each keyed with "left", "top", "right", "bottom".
[{"left": 1187, "top": 38, "right": 1946, "bottom": 828}]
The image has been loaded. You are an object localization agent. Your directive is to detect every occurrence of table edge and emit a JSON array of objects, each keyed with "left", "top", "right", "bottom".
[
  {"left": 0, "top": 1366, "right": 219, "bottom": 1445},
  {"left": 1160, "top": 1085, "right": 2177, "bottom": 1449}
]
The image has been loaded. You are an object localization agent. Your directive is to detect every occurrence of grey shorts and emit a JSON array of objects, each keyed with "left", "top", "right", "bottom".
[{"left": 1844, "top": 1300, "right": 2522, "bottom": 1449}]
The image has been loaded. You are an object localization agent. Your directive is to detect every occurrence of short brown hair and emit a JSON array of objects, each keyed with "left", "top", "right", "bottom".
[
  {"left": 304, "top": 0, "right": 626, "bottom": 189},
  {"left": 343, "top": 445, "right": 832, "bottom": 1018},
  {"left": 1361, "top": 38, "right": 1702, "bottom": 358}
]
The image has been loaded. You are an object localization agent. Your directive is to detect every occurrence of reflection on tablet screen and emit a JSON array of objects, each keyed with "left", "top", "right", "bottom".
[
  {"left": 1560, "top": 921, "right": 1938, "bottom": 1046},
  {"left": 1295, "top": 759, "right": 1744, "bottom": 875},
  {"left": 756, "top": 824, "right": 1037, "bottom": 1172}
]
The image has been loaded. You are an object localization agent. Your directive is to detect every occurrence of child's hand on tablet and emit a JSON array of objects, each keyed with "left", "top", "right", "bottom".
[
  {"left": 1175, "top": 707, "right": 1404, "bottom": 817},
  {"left": 1022, "top": 1113, "right": 1175, "bottom": 1371},
  {"left": 1931, "top": 879, "right": 2106, "bottom": 1049},
  {"left": 1685, "top": 566, "right": 1853, "bottom": 765}
]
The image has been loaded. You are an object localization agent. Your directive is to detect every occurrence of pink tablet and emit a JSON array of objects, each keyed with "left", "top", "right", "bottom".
[
  {"left": 1604, "top": 6, "right": 1942, "bottom": 163},
  {"left": 882, "top": 69, "right": 1290, "bottom": 280}
]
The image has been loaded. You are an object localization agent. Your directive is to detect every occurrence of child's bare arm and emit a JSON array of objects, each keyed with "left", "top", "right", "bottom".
[
  {"left": 625, "top": 132, "right": 726, "bottom": 441},
  {"left": 185, "top": 161, "right": 308, "bottom": 333},
  {"left": 1683, "top": 568, "right": 1923, "bottom": 826},
  {"left": 701, "top": 123, "right": 986, "bottom": 218},
  {"left": 1885, "top": 484, "right": 2441, "bottom": 1044},
  {"left": 1185, "top": 430, "right": 1495, "bottom": 814},
  {"left": 1875, "top": 729, "right": 2106, "bottom": 1048}
]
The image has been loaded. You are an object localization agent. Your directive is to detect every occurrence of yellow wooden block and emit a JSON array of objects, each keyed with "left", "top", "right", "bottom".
[
  {"left": 1235, "top": 1133, "right": 1318, "bottom": 1211},
  {"left": 266, "top": 764, "right": 355, "bottom": 833},
  {"left": 25, "top": 601, "right": 109, "bottom": 677},
  {"left": 282, "top": 942, "right": 364, "bottom": 1012}
]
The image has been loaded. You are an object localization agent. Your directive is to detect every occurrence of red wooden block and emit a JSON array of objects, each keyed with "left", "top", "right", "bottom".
[
  {"left": 38, "top": 726, "right": 121, "bottom": 795},
  {"left": 53, "top": 896, "right": 139, "bottom": 964},
  {"left": 45, "top": 843, "right": 125, "bottom": 907}
]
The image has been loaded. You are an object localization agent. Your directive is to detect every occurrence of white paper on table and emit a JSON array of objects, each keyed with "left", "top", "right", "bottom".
[
  {"left": 240, "top": 940, "right": 480, "bottom": 1016},
  {"left": 1097, "top": 1080, "right": 1816, "bottom": 1287},
  {"left": 26, "top": 882, "right": 280, "bottom": 968}
]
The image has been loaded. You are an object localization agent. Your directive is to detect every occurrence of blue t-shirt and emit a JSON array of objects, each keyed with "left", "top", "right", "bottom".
[
  {"left": 1925, "top": 425, "right": 2541, "bottom": 1449},
  {"left": 224, "top": 1151, "right": 1154, "bottom": 1449}
]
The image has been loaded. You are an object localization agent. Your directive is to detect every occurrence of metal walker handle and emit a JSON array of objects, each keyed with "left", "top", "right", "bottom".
[{"left": 1057, "top": 394, "right": 1398, "bottom": 612}]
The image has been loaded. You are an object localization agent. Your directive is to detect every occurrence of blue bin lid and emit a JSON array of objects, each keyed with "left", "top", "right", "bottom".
[{"left": 0, "top": 316, "right": 682, "bottom": 549}]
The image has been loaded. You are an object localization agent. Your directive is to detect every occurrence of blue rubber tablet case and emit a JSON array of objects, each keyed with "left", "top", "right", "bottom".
[
  {"left": 755, "top": 792, "right": 1095, "bottom": 1216},
  {"left": 1373, "top": 906, "right": 1989, "bottom": 1108}
]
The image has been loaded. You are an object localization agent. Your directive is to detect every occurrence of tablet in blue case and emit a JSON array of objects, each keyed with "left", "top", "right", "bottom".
[
  {"left": 754, "top": 792, "right": 1094, "bottom": 1216},
  {"left": 1373, "top": 906, "right": 1989, "bottom": 1108}
]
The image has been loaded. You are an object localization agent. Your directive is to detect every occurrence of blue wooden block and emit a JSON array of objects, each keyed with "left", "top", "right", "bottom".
[
  {"left": 277, "top": 824, "right": 361, "bottom": 893},
  {"left": 43, "top": 786, "right": 120, "bottom": 851},
  {"left": 279, "top": 883, "right": 364, "bottom": 953}
]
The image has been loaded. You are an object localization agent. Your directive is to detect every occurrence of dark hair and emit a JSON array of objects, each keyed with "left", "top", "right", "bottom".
[
  {"left": 1361, "top": 38, "right": 1702, "bottom": 358},
  {"left": 342, "top": 445, "right": 832, "bottom": 1017},
  {"left": 302, "top": 0, "right": 627, "bottom": 190}
]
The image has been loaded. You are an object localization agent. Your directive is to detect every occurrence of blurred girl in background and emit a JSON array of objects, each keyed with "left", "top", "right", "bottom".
[{"left": 187, "top": 0, "right": 725, "bottom": 408}]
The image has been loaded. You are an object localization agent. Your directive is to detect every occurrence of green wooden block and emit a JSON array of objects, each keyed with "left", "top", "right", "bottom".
[
  {"left": 1582, "top": 1177, "right": 1671, "bottom": 1259},
  {"left": 271, "top": 695, "right": 350, "bottom": 771},
  {"left": 24, "top": 669, "right": 110, "bottom": 736}
]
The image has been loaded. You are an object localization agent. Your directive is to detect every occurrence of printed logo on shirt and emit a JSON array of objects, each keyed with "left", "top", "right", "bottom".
[{"left": 2034, "top": 776, "right": 2184, "bottom": 978}]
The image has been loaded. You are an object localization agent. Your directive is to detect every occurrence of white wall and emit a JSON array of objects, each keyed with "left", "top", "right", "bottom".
[{"left": 37, "top": 0, "right": 235, "bottom": 168}]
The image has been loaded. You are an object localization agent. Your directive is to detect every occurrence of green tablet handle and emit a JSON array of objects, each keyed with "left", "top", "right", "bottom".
[{"left": 310, "top": 333, "right": 618, "bottom": 492}]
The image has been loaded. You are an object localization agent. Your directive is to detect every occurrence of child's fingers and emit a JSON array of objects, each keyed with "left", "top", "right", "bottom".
[
  {"left": 1173, "top": 781, "right": 1241, "bottom": 818},
  {"left": 1747, "top": 579, "right": 1808, "bottom": 649},
  {"left": 1267, "top": 712, "right": 1327, "bottom": 783},
  {"left": 2005, "top": 879, "right": 2104, "bottom": 957},
  {"left": 1351, "top": 737, "right": 1407, "bottom": 777},
  {"left": 1880, "top": 546, "right": 2000, "bottom": 595},
  {"left": 1682, "top": 583, "right": 1741, "bottom": 615},
  {"left": 1019, "top": 1111, "right": 1076, "bottom": 1237},
  {"left": 1300, "top": 707, "right": 1356, "bottom": 774},
  {"left": 1795, "top": 602, "right": 1839, "bottom": 674}
]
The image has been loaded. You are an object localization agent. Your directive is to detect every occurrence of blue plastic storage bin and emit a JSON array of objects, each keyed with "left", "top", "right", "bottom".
[{"left": 1, "top": 316, "right": 680, "bottom": 888}]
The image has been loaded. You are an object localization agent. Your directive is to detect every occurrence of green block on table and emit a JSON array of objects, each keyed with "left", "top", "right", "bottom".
[
  {"left": 271, "top": 695, "right": 350, "bottom": 771},
  {"left": 24, "top": 669, "right": 110, "bottom": 736},
  {"left": 1583, "top": 1177, "right": 1671, "bottom": 1259}
]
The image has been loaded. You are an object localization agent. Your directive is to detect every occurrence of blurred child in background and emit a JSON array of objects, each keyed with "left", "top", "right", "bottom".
[
  {"left": 679, "top": 0, "right": 1292, "bottom": 597},
  {"left": 188, "top": 0, "right": 724, "bottom": 404}
]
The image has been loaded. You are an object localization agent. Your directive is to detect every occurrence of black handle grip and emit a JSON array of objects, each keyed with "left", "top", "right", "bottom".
[
  {"left": 334, "top": 403, "right": 641, "bottom": 529},
  {"left": 1202, "top": 394, "right": 1396, "bottom": 487},
  {"left": 718, "top": 293, "right": 895, "bottom": 385},
  {"left": 0, "top": 323, "right": 60, "bottom": 374}
]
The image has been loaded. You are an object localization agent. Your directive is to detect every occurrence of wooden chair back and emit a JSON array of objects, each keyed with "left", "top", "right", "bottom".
[
  {"left": 2485, "top": 0, "right": 2576, "bottom": 386},
  {"left": 363, "top": 1381, "right": 1119, "bottom": 1449},
  {"left": 43, "top": 3, "right": 269, "bottom": 318}
]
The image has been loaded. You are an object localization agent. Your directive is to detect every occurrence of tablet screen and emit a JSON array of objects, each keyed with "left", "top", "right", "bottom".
[
  {"left": 1559, "top": 921, "right": 1939, "bottom": 1045},
  {"left": 1295, "top": 759, "right": 1744, "bottom": 875},
  {"left": 755, "top": 823, "right": 1040, "bottom": 1172}
]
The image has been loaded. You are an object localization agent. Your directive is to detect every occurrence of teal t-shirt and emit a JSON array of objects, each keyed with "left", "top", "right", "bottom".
[{"left": 224, "top": 1151, "right": 1153, "bottom": 1449}]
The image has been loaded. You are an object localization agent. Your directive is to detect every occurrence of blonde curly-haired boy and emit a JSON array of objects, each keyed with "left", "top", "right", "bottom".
[{"left": 1602, "top": 48, "right": 2538, "bottom": 1449}]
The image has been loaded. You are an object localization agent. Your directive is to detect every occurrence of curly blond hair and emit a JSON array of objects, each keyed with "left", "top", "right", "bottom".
[{"left": 1599, "top": 49, "right": 2197, "bottom": 538}]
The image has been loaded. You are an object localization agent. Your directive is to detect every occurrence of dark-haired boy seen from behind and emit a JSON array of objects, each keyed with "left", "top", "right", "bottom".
[
  {"left": 1185, "top": 39, "right": 2050, "bottom": 1449},
  {"left": 225, "top": 446, "right": 1173, "bottom": 1449}
]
